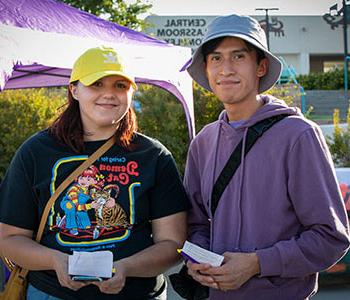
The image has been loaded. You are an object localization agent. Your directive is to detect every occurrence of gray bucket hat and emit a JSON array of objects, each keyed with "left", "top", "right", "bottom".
[{"left": 186, "top": 14, "right": 282, "bottom": 93}]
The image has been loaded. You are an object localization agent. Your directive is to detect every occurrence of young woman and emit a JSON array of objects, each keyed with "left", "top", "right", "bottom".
[{"left": 0, "top": 46, "right": 188, "bottom": 300}]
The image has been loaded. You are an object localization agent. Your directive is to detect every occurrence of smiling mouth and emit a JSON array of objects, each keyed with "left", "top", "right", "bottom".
[
  {"left": 216, "top": 80, "right": 240, "bottom": 85},
  {"left": 97, "top": 103, "right": 117, "bottom": 108}
]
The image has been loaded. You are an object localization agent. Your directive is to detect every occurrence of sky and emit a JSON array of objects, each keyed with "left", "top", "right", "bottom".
[{"left": 143, "top": 0, "right": 342, "bottom": 16}]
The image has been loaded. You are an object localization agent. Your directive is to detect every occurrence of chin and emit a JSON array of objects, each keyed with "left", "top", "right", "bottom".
[{"left": 218, "top": 94, "right": 239, "bottom": 103}]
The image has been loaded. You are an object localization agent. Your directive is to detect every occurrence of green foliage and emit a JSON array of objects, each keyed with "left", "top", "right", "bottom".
[
  {"left": 192, "top": 82, "right": 224, "bottom": 133},
  {"left": 61, "top": 0, "right": 152, "bottom": 30},
  {"left": 326, "top": 107, "right": 350, "bottom": 167},
  {"left": 297, "top": 69, "right": 348, "bottom": 90},
  {"left": 0, "top": 88, "right": 65, "bottom": 178},
  {"left": 134, "top": 85, "right": 189, "bottom": 175},
  {"left": 266, "top": 84, "right": 301, "bottom": 107}
]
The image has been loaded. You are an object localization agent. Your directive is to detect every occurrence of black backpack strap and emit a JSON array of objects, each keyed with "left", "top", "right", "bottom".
[{"left": 210, "top": 114, "right": 289, "bottom": 216}]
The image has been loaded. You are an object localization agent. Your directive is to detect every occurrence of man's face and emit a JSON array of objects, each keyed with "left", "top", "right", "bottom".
[{"left": 205, "top": 37, "right": 268, "bottom": 107}]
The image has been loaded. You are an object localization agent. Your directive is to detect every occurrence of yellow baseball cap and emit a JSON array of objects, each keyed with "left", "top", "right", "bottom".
[{"left": 69, "top": 46, "right": 137, "bottom": 89}]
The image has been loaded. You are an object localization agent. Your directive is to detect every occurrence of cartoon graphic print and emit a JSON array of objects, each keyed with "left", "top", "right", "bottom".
[
  {"left": 91, "top": 185, "right": 129, "bottom": 228},
  {"left": 59, "top": 166, "right": 103, "bottom": 235},
  {"left": 49, "top": 156, "right": 141, "bottom": 248},
  {"left": 50, "top": 156, "right": 140, "bottom": 248}
]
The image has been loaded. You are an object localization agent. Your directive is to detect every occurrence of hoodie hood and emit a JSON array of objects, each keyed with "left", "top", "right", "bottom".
[{"left": 218, "top": 94, "right": 301, "bottom": 129}]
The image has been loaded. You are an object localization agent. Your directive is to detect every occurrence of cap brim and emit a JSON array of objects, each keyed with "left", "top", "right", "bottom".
[
  {"left": 79, "top": 70, "right": 138, "bottom": 90},
  {"left": 187, "top": 32, "right": 282, "bottom": 93}
]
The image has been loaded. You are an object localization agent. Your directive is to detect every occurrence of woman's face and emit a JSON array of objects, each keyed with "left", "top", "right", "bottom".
[{"left": 69, "top": 75, "right": 133, "bottom": 140}]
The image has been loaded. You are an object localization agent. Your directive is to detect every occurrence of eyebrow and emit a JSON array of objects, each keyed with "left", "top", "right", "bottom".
[{"left": 209, "top": 48, "right": 249, "bottom": 55}]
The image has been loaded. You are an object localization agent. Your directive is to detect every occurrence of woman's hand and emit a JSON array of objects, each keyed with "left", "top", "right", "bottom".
[
  {"left": 92, "top": 261, "right": 127, "bottom": 294},
  {"left": 51, "top": 250, "right": 87, "bottom": 291}
]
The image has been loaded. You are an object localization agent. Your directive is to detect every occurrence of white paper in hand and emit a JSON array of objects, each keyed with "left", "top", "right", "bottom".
[
  {"left": 182, "top": 241, "right": 224, "bottom": 267},
  {"left": 68, "top": 251, "right": 113, "bottom": 278}
]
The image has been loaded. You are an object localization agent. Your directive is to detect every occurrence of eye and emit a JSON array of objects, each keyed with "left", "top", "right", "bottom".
[
  {"left": 92, "top": 80, "right": 102, "bottom": 87},
  {"left": 115, "top": 81, "right": 130, "bottom": 90},
  {"left": 232, "top": 52, "right": 245, "bottom": 61},
  {"left": 209, "top": 54, "right": 221, "bottom": 63}
]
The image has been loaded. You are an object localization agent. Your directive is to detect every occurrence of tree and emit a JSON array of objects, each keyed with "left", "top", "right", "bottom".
[
  {"left": 61, "top": 0, "right": 152, "bottom": 30},
  {"left": 192, "top": 82, "right": 224, "bottom": 132},
  {"left": 0, "top": 88, "right": 65, "bottom": 178},
  {"left": 134, "top": 85, "right": 190, "bottom": 175}
]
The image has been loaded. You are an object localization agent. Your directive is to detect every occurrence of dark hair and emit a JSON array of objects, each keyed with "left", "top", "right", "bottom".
[
  {"left": 48, "top": 84, "right": 137, "bottom": 153},
  {"left": 201, "top": 36, "right": 266, "bottom": 64}
]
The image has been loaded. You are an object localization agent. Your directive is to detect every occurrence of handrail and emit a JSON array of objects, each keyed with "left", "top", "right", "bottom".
[
  {"left": 344, "top": 56, "right": 350, "bottom": 92},
  {"left": 278, "top": 56, "right": 306, "bottom": 113}
]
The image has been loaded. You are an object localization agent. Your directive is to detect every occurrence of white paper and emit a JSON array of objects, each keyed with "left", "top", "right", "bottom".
[
  {"left": 68, "top": 251, "right": 113, "bottom": 278},
  {"left": 182, "top": 240, "right": 224, "bottom": 267}
]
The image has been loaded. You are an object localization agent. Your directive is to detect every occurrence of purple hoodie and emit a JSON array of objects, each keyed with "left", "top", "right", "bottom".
[{"left": 184, "top": 96, "right": 350, "bottom": 300}]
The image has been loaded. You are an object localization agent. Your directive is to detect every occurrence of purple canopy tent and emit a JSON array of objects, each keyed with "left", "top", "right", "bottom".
[{"left": 0, "top": 0, "right": 195, "bottom": 138}]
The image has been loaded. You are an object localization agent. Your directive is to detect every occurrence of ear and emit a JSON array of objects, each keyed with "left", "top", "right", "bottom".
[
  {"left": 257, "top": 58, "right": 268, "bottom": 78},
  {"left": 69, "top": 83, "right": 79, "bottom": 100}
]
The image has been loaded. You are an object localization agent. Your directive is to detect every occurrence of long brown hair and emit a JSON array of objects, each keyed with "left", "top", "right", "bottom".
[{"left": 48, "top": 86, "right": 137, "bottom": 153}]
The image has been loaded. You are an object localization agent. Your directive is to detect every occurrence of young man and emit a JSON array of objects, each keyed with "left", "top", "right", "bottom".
[{"left": 183, "top": 14, "right": 350, "bottom": 299}]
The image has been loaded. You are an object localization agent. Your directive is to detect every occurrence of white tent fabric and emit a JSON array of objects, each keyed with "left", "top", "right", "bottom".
[{"left": 0, "top": 0, "right": 195, "bottom": 138}]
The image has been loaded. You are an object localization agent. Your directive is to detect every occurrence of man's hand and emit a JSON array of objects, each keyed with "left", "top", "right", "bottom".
[
  {"left": 186, "top": 261, "right": 219, "bottom": 289},
  {"left": 203, "top": 252, "right": 260, "bottom": 291}
]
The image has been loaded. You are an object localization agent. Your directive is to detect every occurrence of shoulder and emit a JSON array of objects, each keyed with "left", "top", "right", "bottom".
[
  {"left": 12, "top": 130, "right": 66, "bottom": 167},
  {"left": 15, "top": 130, "right": 52, "bottom": 155},
  {"left": 189, "top": 120, "right": 221, "bottom": 150},
  {"left": 267, "top": 115, "right": 328, "bottom": 155},
  {"left": 133, "top": 132, "right": 171, "bottom": 156},
  {"left": 21, "top": 129, "right": 56, "bottom": 148},
  {"left": 278, "top": 115, "right": 323, "bottom": 138}
]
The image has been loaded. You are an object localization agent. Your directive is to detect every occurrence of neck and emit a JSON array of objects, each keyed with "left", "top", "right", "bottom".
[
  {"left": 83, "top": 126, "right": 116, "bottom": 141},
  {"left": 225, "top": 95, "right": 263, "bottom": 121}
]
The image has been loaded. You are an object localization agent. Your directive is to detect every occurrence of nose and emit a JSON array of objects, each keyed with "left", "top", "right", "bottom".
[
  {"left": 102, "top": 86, "right": 117, "bottom": 99},
  {"left": 219, "top": 58, "right": 235, "bottom": 76}
]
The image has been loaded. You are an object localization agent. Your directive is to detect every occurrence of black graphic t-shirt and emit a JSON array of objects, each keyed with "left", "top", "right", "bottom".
[{"left": 0, "top": 130, "right": 188, "bottom": 300}]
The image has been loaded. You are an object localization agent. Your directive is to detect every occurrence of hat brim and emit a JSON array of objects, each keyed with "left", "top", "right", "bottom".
[
  {"left": 187, "top": 32, "right": 282, "bottom": 93},
  {"left": 79, "top": 70, "right": 138, "bottom": 90}
]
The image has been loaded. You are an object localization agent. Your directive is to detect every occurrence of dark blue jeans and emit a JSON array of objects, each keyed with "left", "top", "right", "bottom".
[{"left": 27, "top": 283, "right": 167, "bottom": 300}]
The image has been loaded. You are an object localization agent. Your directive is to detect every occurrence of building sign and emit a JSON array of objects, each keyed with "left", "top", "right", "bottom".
[
  {"left": 158, "top": 18, "right": 206, "bottom": 47},
  {"left": 323, "top": 3, "right": 350, "bottom": 30},
  {"left": 145, "top": 15, "right": 286, "bottom": 51},
  {"left": 258, "top": 17, "right": 285, "bottom": 37},
  {"left": 145, "top": 16, "right": 215, "bottom": 51}
]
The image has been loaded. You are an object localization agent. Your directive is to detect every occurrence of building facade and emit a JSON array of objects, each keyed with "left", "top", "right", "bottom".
[{"left": 144, "top": 15, "right": 347, "bottom": 75}]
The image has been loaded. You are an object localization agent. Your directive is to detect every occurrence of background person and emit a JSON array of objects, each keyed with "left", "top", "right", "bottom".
[
  {"left": 0, "top": 46, "right": 188, "bottom": 300},
  {"left": 183, "top": 14, "right": 350, "bottom": 300}
]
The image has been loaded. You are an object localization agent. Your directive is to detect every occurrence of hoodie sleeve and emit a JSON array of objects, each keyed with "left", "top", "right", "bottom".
[
  {"left": 257, "top": 126, "right": 350, "bottom": 278},
  {"left": 184, "top": 142, "right": 211, "bottom": 250}
]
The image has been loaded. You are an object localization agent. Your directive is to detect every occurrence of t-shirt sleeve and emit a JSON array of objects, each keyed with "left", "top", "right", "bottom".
[
  {"left": 148, "top": 151, "right": 189, "bottom": 220},
  {"left": 0, "top": 143, "right": 39, "bottom": 230}
]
